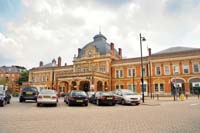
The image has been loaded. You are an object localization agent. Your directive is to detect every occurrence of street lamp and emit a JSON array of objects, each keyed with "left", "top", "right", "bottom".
[{"left": 140, "top": 33, "right": 146, "bottom": 103}]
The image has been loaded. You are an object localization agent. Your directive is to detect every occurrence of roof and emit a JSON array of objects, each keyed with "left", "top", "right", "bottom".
[
  {"left": 153, "top": 46, "right": 200, "bottom": 55},
  {"left": 78, "top": 33, "right": 118, "bottom": 58},
  {"left": 0, "top": 66, "right": 26, "bottom": 73}
]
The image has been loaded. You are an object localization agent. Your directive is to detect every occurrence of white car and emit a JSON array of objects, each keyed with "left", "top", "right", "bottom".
[
  {"left": 37, "top": 90, "right": 58, "bottom": 107},
  {"left": 115, "top": 89, "right": 141, "bottom": 105}
]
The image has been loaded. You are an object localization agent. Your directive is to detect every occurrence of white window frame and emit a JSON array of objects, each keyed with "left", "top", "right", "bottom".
[
  {"left": 193, "top": 63, "right": 199, "bottom": 73},
  {"left": 164, "top": 65, "right": 170, "bottom": 75},
  {"left": 173, "top": 65, "right": 179, "bottom": 75},
  {"left": 155, "top": 66, "right": 161, "bottom": 76},
  {"left": 183, "top": 64, "right": 189, "bottom": 74},
  {"left": 116, "top": 69, "right": 124, "bottom": 78},
  {"left": 127, "top": 68, "right": 136, "bottom": 77}
]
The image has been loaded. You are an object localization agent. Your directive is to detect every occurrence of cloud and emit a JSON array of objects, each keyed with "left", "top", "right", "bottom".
[{"left": 0, "top": 0, "right": 200, "bottom": 69}]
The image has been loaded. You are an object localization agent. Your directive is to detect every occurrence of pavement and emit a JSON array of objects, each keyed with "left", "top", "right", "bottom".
[{"left": 0, "top": 97, "right": 200, "bottom": 133}]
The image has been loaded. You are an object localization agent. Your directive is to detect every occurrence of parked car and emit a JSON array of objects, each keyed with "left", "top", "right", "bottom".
[
  {"left": 37, "top": 90, "right": 58, "bottom": 107},
  {"left": 19, "top": 86, "right": 38, "bottom": 103},
  {"left": 114, "top": 89, "right": 141, "bottom": 105},
  {"left": 0, "top": 90, "right": 11, "bottom": 107},
  {"left": 93, "top": 91, "right": 116, "bottom": 106},
  {"left": 66, "top": 90, "right": 88, "bottom": 106}
]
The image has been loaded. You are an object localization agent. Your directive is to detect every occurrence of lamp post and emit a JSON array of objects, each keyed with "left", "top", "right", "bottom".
[{"left": 140, "top": 33, "right": 146, "bottom": 103}]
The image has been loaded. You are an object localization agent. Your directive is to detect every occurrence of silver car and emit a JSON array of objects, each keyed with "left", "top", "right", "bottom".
[
  {"left": 115, "top": 89, "right": 141, "bottom": 105},
  {"left": 37, "top": 90, "right": 58, "bottom": 107}
]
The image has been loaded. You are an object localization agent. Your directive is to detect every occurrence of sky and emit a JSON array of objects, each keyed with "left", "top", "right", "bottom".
[{"left": 0, "top": 0, "right": 200, "bottom": 69}]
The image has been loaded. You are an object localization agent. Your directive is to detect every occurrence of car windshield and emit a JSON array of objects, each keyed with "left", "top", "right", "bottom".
[
  {"left": 23, "top": 87, "right": 37, "bottom": 92},
  {"left": 40, "top": 90, "right": 56, "bottom": 94},
  {"left": 72, "top": 91, "right": 87, "bottom": 96},
  {"left": 122, "top": 90, "right": 135, "bottom": 95},
  {"left": 101, "top": 91, "right": 113, "bottom": 95}
]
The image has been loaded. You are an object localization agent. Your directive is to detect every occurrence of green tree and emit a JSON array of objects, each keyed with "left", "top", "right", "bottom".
[
  {"left": 0, "top": 77, "right": 8, "bottom": 85},
  {"left": 18, "top": 71, "right": 29, "bottom": 85}
]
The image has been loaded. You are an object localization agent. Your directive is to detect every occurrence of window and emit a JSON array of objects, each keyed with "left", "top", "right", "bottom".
[
  {"left": 116, "top": 84, "right": 124, "bottom": 89},
  {"left": 128, "top": 84, "right": 136, "bottom": 92},
  {"left": 99, "top": 65, "right": 106, "bottom": 72},
  {"left": 155, "top": 83, "right": 164, "bottom": 92},
  {"left": 193, "top": 63, "right": 199, "bottom": 73},
  {"left": 155, "top": 84, "right": 159, "bottom": 92},
  {"left": 116, "top": 69, "right": 123, "bottom": 78},
  {"left": 141, "top": 67, "right": 146, "bottom": 76},
  {"left": 164, "top": 65, "right": 170, "bottom": 75},
  {"left": 160, "top": 84, "right": 164, "bottom": 91},
  {"left": 128, "top": 68, "right": 135, "bottom": 77},
  {"left": 183, "top": 64, "right": 189, "bottom": 74},
  {"left": 173, "top": 65, "right": 179, "bottom": 74},
  {"left": 156, "top": 66, "right": 161, "bottom": 76}
]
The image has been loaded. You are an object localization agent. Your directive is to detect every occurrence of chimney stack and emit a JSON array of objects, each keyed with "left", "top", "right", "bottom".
[
  {"left": 118, "top": 48, "right": 122, "bottom": 58},
  {"left": 110, "top": 42, "right": 115, "bottom": 55},
  {"left": 58, "top": 56, "right": 61, "bottom": 67},
  {"left": 148, "top": 48, "right": 152, "bottom": 56},
  {"left": 52, "top": 59, "right": 56, "bottom": 66},
  {"left": 39, "top": 61, "right": 43, "bottom": 67}
]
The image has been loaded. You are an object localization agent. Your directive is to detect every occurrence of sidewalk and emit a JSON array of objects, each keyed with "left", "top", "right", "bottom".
[{"left": 141, "top": 96, "right": 200, "bottom": 106}]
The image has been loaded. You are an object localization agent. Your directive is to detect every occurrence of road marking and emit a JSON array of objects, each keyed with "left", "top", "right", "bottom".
[{"left": 190, "top": 103, "right": 199, "bottom": 106}]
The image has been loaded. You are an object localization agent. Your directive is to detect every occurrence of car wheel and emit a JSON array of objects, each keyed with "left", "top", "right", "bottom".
[
  {"left": 135, "top": 103, "right": 140, "bottom": 106},
  {"left": 54, "top": 103, "right": 57, "bottom": 107},
  {"left": 0, "top": 101, "right": 5, "bottom": 107},
  {"left": 121, "top": 99, "right": 125, "bottom": 105},
  {"left": 19, "top": 98, "right": 23, "bottom": 103},
  {"left": 96, "top": 99, "right": 100, "bottom": 106},
  {"left": 37, "top": 103, "right": 40, "bottom": 107},
  {"left": 112, "top": 103, "right": 116, "bottom": 106},
  {"left": 68, "top": 102, "right": 71, "bottom": 106},
  {"left": 85, "top": 103, "right": 88, "bottom": 106},
  {"left": 7, "top": 100, "right": 10, "bottom": 104}
]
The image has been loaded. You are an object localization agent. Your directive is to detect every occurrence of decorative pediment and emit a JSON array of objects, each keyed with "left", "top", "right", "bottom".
[{"left": 84, "top": 45, "right": 97, "bottom": 57}]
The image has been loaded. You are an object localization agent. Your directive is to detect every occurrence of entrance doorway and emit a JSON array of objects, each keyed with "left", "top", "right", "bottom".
[{"left": 79, "top": 81, "right": 90, "bottom": 92}]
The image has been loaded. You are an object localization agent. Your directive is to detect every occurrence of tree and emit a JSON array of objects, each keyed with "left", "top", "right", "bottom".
[{"left": 18, "top": 71, "right": 29, "bottom": 85}]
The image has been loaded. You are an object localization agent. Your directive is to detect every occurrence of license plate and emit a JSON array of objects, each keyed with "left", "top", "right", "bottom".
[
  {"left": 26, "top": 91, "right": 32, "bottom": 95},
  {"left": 107, "top": 97, "right": 113, "bottom": 100},
  {"left": 44, "top": 96, "right": 50, "bottom": 98},
  {"left": 76, "top": 100, "right": 83, "bottom": 102}
]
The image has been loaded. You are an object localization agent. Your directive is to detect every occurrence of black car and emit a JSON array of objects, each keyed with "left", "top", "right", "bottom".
[
  {"left": 0, "top": 90, "right": 11, "bottom": 107},
  {"left": 93, "top": 91, "right": 116, "bottom": 106},
  {"left": 67, "top": 90, "right": 88, "bottom": 106},
  {"left": 19, "top": 86, "right": 38, "bottom": 103}
]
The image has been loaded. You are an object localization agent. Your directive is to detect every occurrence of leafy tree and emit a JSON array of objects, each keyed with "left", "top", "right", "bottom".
[{"left": 18, "top": 71, "right": 29, "bottom": 85}]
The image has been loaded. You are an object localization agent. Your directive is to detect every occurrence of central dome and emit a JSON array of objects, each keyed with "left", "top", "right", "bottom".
[{"left": 78, "top": 33, "right": 118, "bottom": 58}]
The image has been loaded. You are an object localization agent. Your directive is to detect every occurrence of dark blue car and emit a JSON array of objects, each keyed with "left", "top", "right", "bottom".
[{"left": 0, "top": 90, "right": 11, "bottom": 107}]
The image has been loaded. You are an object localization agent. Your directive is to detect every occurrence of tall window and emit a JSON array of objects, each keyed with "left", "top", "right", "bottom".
[
  {"left": 164, "top": 65, "right": 170, "bottom": 75},
  {"left": 128, "top": 84, "right": 136, "bottom": 92},
  {"left": 128, "top": 68, "right": 135, "bottom": 77},
  {"left": 155, "top": 83, "right": 164, "bottom": 92},
  {"left": 173, "top": 65, "right": 179, "bottom": 74},
  {"left": 141, "top": 67, "right": 146, "bottom": 76},
  {"left": 99, "top": 64, "right": 106, "bottom": 72},
  {"left": 183, "top": 64, "right": 189, "bottom": 74},
  {"left": 116, "top": 69, "right": 123, "bottom": 78},
  {"left": 156, "top": 66, "right": 161, "bottom": 76},
  {"left": 155, "top": 84, "right": 159, "bottom": 92},
  {"left": 160, "top": 83, "right": 164, "bottom": 91},
  {"left": 193, "top": 63, "right": 199, "bottom": 73},
  {"left": 116, "top": 84, "right": 124, "bottom": 89}
]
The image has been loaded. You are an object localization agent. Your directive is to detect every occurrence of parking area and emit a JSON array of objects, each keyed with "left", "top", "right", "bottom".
[{"left": 0, "top": 97, "right": 200, "bottom": 133}]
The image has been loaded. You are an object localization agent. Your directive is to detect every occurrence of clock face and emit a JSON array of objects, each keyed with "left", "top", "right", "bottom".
[{"left": 87, "top": 50, "right": 93, "bottom": 56}]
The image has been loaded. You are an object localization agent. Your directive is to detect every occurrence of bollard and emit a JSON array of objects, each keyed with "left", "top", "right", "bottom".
[{"left": 157, "top": 94, "right": 159, "bottom": 100}]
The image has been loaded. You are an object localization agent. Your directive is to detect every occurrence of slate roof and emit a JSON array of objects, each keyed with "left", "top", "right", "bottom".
[
  {"left": 78, "top": 33, "right": 118, "bottom": 58},
  {"left": 153, "top": 46, "right": 200, "bottom": 55}
]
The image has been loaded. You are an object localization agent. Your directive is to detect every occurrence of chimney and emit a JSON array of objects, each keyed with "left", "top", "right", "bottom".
[
  {"left": 78, "top": 48, "right": 81, "bottom": 55},
  {"left": 118, "top": 48, "right": 122, "bottom": 58},
  {"left": 58, "top": 56, "right": 61, "bottom": 67},
  {"left": 39, "top": 61, "right": 43, "bottom": 67},
  {"left": 110, "top": 42, "right": 115, "bottom": 55},
  {"left": 148, "top": 48, "right": 152, "bottom": 56}
]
